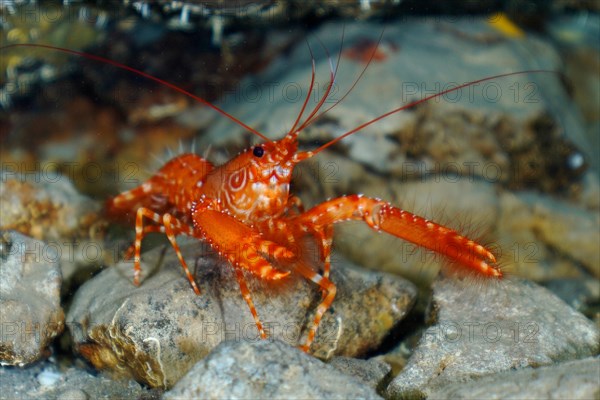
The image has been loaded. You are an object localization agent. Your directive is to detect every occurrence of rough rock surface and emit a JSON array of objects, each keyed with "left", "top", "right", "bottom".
[
  {"left": 67, "top": 240, "right": 416, "bottom": 388},
  {"left": 0, "top": 230, "right": 64, "bottom": 366},
  {"left": 0, "top": 173, "right": 103, "bottom": 243},
  {"left": 0, "top": 173, "right": 106, "bottom": 281},
  {"left": 0, "top": 360, "right": 151, "bottom": 400},
  {"left": 543, "top": 278, "right": 599, "bottom": 322},
  {"left": 386, "top": 277, "right": 600, "bottom": 398},
  {"left": 427, "top": 356, "right": 600, "bottom": 400},
  {"left": 164, "top": 339, "right": 381, "bottom": 400},
  {"left": 497, "top": 191, "right": 600, "bottom": 279},
  {"left": 328, "top": 356, "right": 392, "bottom": 394}
]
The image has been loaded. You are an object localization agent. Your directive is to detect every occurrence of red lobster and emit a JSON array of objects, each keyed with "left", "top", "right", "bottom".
[{"left": 4, "top": 41, "right": 537, "bottom": 353}]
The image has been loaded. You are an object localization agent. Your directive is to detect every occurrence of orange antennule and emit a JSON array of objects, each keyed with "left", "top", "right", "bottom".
[
  {"left": 295, "top": 28, "right": 386, "bottom": 133},
  {"left": 291, "top": 35, "right": 340, "bottom": 136},
  {"left": 287, "top": 41, "right": 318, "bottom": 137}
]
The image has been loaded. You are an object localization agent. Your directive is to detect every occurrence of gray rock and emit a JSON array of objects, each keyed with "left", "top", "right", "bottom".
[
  {"left": 497, "top": 191, "right": 600, "bottom": 279},
  {"left": 386, "top": 277, "right": 600, "bottom": 399},
  {"left": 543, "top": 278, "right": 599, "bottom": 318},
  {"left": 0, "top": 360, "right": 150, "bottom": 400},
  {"left": 67, "top": 240, "right": 416, "bottom": 388},
  {"left": 0, "top": 230, "right": 64, "bottom": 366},
  {"left": 164, "top": 339, "right": 381, "bottom": 400},
  {"left": 0, "top": 173, "right": 106, "bottom": 282},
  {"left": 54, "top": 389, "right": 88, "bottom": 400},
  {"left": 328, "top": 356, "right": 392, "bottom": 394},
  {"left": 427, "top": 356, "right": 600, "bottom": 400}
]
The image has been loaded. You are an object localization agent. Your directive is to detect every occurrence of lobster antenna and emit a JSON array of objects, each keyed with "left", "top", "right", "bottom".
[
  {"left": 287, "top": 40, "right": 317, "bottom": 137},
  {"left": 300, "top": 28, "right": 386, "bottom": 130},
  {"left": 309, "top": 69, "right": 558, "bottom": 156},
  {"left": 293, "top": 29, "right": 344, "bottom": 135},
  {"left": 0, "top": 43, "right": 272, "bottom": 142}
]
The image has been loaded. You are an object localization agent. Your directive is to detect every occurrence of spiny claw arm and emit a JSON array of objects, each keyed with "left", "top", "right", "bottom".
[
  {"left": 191, "top": 205, "right": 293, "bottom": 280},
  {"left": 191, "top": 203, "right": 296, "bottom": 340},
  {"left": 295, "top": 195, "right": 501, "bottom": 278}
]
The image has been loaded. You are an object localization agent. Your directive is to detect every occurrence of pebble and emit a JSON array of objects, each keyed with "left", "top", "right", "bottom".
[
  {"left": 164, "top": 339, "right": 382, "bottom": 400},
  {"left": 0, "top": 360, "right": 147, "bottom": 400},
  {"left": 385, "top": 277, "right": 600, "bottom": 398},
  {"left": 498, "top": 191, "right": 600, "bottom": 280},
  {"left": 0, "top": 172, "right": 105, "bottom": 282},
  {"left": 328, "top": 356, "right": 392, "bottom": 394},
  {"left": 37, "top": 368, "right": 62, "bottom": 386},
  {"left": 0, "top": 230, "right": 64, "bottom": 366},
  {"left": 427, "top": 356, "right": 600, "bottom": 400}
]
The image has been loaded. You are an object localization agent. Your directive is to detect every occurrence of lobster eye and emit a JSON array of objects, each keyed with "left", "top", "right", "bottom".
[{"left": 253, "top": 146, "right": 264, "bottom": 157}]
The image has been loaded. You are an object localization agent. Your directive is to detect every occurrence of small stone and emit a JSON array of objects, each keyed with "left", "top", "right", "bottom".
[
  {"left": 427, "top": 356, "right": 600, "bottom": 400},
  {"left": 0, "top": 359, "right": 148, "bottom": 400},
  {"left": 543, "top": 278, "right": 599, "bottom": 318},
  {"left": 37, "top": 368, "right": 62, "bottom": 386},
  {"left": 0, "top": 172, "right": 106, "bottom": 282},
  {"left": 163, "top": 339, "right": 382, "bottom": 400},
  {"left": 0, "top": 173, "right": 102, "bottom": 243},
  {"left": 57, "top": 389, "right": 88, "bottom": 400},
  {"left": 385, "top": 277, "right": 600, "bottom": 399},
  {"left": 328, "top": 356, "right": 392, "bottom": 394},
  {"left": 0, "top": 230, "right": 64, "bottom": 366},
  {"left": 67, "top": 241, "right": 416, "bottom": 388},
  {"left": 498, "top": 191, "right": 600, "bottom": 279}
]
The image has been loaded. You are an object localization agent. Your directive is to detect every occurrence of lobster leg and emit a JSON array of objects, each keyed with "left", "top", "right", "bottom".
[
  {"left": 190, "top": 206, "right": 337, "bottom": 351},
  {"left": 287, "top": 195, "right": 305, "bottom": 214},
  {"left": 162, "top": 213, "right": 201, "bottom": 294},
  {"left": 123, "top": 224, "right": 165, "bottom": 260},
  {"left": 290, "top": 260, "right": 336, "bottom": 352},
  {"left": 301, "top": 224, "right": 334, "bottom": 295},
  {"left": 132, "top": 207, "right": 200, "bottom": 293},
  {"left": 285, "top": 195, "right": 332, "bottom": 279},
  {"left": 234, "top": 268, "right": 267, "bottom": 339},
  {"left": 316, "top": 225, "right": 334, "bottom": 280},
  {"left": 295, "top": 195, "right": 501, "bottom": 278}
]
